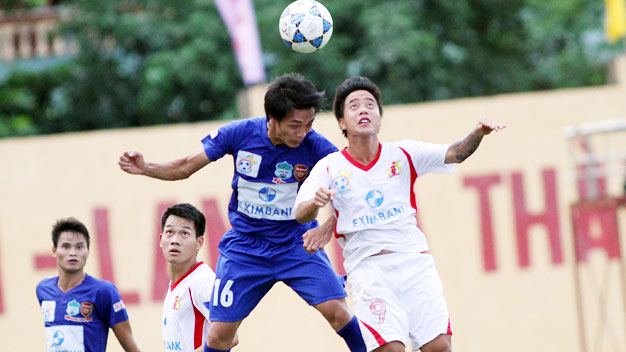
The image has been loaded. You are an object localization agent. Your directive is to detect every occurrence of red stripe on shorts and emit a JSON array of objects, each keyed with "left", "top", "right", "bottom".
[
  {"left": 360, "top": 320, "right": 387, "bottom": 346},
  {"left": 447, "top": 317, "right": 453, "bottom": 335}
]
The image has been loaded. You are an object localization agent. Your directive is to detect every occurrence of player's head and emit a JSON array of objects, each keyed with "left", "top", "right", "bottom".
[
  {"left": 161, "top": 203, "right": 206, "bottom": 238},
  {"left": 264, "top": 73, "right": 325, "bottom": 148},
  {"left": 52, "top": 217, "right": 90, "bottom": 249},
  {"left": 51, "top": 218, "right": 90, "bottom": 274},
  {"left": 333, "top": 76, "right": 383, "bottom": 138},
  {"left": 160, "top": 203, "right": 205, "bottom": 265}
]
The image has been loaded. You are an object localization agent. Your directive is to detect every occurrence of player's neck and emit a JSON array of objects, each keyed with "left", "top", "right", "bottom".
[
  {"left": 57, "top": 270, "right": 86, "bottom": 292},
  {"left": 168, "top": 259, "right": 199, "bottom": 285},
  {"left": 346, "top": 136, "right": 380, "bottom": 165}
]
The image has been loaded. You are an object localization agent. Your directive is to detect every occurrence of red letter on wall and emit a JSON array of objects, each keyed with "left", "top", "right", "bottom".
[
  {"left": 94, "top": 208, "right": 141, "bottom": 304},
  {"left": 202, "top": 199, "right": 230, "bottom": 271},
  {"left": 511, "top": 169, "right": 563, "bottom": 268},
  {"left": 463, "top": 174, "right": 502, "bottom": 272},
  {"left": 152, "top": 202, "right": 176, "bottom": 301},
  {"left": 571, "top": 199, "right": 622, "bottom": 262}
]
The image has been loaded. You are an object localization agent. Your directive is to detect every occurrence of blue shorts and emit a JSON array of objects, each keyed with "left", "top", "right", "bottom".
[{"left": 209, "top": 230, "right": 347, "bottom": 322}]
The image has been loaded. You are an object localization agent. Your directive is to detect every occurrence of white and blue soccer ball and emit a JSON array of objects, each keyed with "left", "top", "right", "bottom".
[{"left": 279, "top": 0, "right": 333, "bottom": 53}]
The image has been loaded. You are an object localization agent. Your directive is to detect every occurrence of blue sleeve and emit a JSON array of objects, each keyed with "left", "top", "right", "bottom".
[
  {"left": 201, "top": 120, "right": 245, "bottom": 162},
  {"left": 97, "top": 282, "right": 129, "bottom": 328}
]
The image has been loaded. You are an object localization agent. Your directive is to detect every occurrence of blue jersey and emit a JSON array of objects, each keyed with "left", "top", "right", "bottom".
[
  {"left": 202, "top": 116, "right": 337, "bottom": 245},
  {"left": 36, "top": 274, "right": 129, "bottom": 352}
]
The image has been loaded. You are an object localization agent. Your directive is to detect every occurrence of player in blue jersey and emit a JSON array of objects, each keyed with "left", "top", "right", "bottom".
[
  {"left": 36, "top": 217, "right": 141, "bottom": 352},
  {"left": 118, "top": 73, "right": 366, "bottom": 352}
]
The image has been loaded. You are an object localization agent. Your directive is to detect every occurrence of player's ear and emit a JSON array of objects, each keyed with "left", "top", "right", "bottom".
[
  {"left": 51, "top": 246, "right": 56, "bottom": 255},
  {"left": 159, "top": 234, "right": 163, "bottom": 247},
  {"left": 338, "top": 118, "right": 346, "bottom": 130},
  {"left": 196, "top": 235, "right": 204, "bottom": 249}
]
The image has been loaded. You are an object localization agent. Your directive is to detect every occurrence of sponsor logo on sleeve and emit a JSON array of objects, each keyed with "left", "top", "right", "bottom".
[{"left": 113, "top": 300, "right": 126, "bottom": 313}]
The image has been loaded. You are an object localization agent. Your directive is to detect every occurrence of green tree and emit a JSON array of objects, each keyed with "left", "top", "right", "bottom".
[{"left": 0, "top": 0, "right": 620, "bottom": 138}]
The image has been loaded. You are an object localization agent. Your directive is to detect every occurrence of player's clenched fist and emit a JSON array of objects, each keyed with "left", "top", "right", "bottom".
[
  {"left": 118, "top": 151, "right": 146, "bottom": 175},
  {"left": 313, "top": 187, "right": 335, "bottom": 207}
]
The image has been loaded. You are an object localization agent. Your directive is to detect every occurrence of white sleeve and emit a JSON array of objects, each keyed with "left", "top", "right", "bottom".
[
  {"left": 400, "top": 139, "right": 456, "bottom": 176},
  {"left": 294, "top": 156, "right": 332, "bottom": 213},
  {"left": 190, "top": 267, "right": 215, "bottom": 320}
]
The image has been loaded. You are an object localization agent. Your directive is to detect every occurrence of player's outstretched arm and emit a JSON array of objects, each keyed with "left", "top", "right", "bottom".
[
  {"left": 118, "top": 149, "right": 210, "bottom": 180},
  {"left": 445, "top": 118, "right": 506, "bottom": 164},
  {"left": 112, "top": 321, "right": 141, "bottom": 352}
]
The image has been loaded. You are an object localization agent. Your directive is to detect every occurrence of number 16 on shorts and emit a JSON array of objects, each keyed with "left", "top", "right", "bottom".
[{"left": 213, "top": 279, "right": 234, "bottom": 307}]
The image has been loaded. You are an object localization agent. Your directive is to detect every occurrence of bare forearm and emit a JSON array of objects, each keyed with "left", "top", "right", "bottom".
[
  {"left": 447, "top": 130, "right": 483, "bottom": 163},
  {"left": 143, "top": 150, "right": 210, "bottom": 180},
  {"left": 142, "top": 159, "right": 193, "bottom": 180},
  {"left": 112, "top": 321, "right": 141, "bottom": 352},
  {"left": 296, "top": 200, "right": 321, "bottom": 224}
]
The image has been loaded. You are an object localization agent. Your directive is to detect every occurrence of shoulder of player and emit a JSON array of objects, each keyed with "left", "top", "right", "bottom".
[
  {"left": 36, "top": 276, "right": 59, "bottom": 295},
  {"left": 226, "top": 116, "right": 264, "bottom": 131},
  {"left": 188, "top": 263, "right": 216, "bottom": 288},
  {"left": 302, "top": 130, "right": 336, "bottom": 151},
  {"left": 84, "top": 274, "right": 121, "bottom": 293}
]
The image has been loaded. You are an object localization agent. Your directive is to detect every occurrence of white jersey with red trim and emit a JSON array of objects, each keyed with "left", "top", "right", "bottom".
[
  {"left": 295, "top": 140, "right": 455, "bottom": 274},
  {"left": 162, "top": 262, "right": 215, "bottom": 352}
]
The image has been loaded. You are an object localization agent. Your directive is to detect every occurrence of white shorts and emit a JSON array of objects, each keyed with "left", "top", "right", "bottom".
[{"left": 348, "top": 252, "right": 452, "bottom": 351}]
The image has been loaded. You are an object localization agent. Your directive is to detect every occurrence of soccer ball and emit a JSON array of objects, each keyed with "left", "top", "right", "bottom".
[{"left": 279, "top": 0, "right": 333, "bottom": 53}]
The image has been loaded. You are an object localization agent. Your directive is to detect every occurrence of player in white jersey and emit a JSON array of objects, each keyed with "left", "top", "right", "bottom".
[
  {"left": 295, "top": 77, "right": 505, "bottom": 352},
  {"left": 160, "top": 203, "right": 238, "bottom": 352}
]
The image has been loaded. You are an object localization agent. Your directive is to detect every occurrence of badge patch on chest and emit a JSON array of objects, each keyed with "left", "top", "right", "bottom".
[
  {"left": 274, "top": 161, "right": 293, "bottom": 180},
  {"left": 294, "top": 164, "right": 309, "bottom": 181},
  {"left": 236, "top": 151, "right": 261, "bottom": 178}
]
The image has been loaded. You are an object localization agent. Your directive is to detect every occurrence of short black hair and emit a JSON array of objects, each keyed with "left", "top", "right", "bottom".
[
  {"left": 333, "top": 76, "right": 383, "bottom": 137},
  {"left": 52, "top": 218, "right": 90, "bottom": 248},
  {"left": 264, "top": 73, "right": 326, "bottom": 122},
  {"left": 161, "top": 203, "right": 206, "bottom": 238}
]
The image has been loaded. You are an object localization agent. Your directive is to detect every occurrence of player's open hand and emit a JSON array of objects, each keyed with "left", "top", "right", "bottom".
[
  {"left": 313, "top": 187, "right": 335, "bottom": 208},
  {"left": 476, "top": 118, "right": 506, "bottom": 136},
  {"left": 118, "top": 151, "right": 146, "bottom": 175},
  {"left": 302, "top": 227, "right": 333, "bottom": 254}
]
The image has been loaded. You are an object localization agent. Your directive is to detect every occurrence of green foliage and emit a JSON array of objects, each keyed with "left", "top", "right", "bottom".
[{"left": 0, "top": 0, "right": 621, "bottom": 138}]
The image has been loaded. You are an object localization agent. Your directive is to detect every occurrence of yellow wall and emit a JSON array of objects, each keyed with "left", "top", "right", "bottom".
[{"left": 2, "top": 66, "right": 626, "bottom": 351}]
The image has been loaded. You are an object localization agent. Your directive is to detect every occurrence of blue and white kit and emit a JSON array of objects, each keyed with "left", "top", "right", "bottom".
[
  {"left": 36, "top": 274, "right": 129, "bottom": 352},
  {"left": 202, "top": 116, "right": 346, "bottom": 321}
]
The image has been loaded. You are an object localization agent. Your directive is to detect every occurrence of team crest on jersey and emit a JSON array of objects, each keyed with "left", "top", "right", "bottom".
[
  {"left": 66, "top": 300, "right": 80, "bottom": 316},
  {"left": 388, "top": 160, "right": 402, "bottom": 178},
  {"left": 236, "top": 151, "right": 261, "bottom": 177},
  {"left": 64, "top": 299, "right": 93, "bottom": 322},
  {"left": 294, "top": 164, "right": 309, "bottom": 181},
  {"left": 41, "top": 300, "right": 56, "bottom": 322},
  {"left": 274, "top": 161, "right": 293, "bottom": 180},
  {"left": 171, "top": 296, "right": 182, "bottom": 310},
  {"left": 332, "top": 170, "right": 353, "bottom": 194},
  {"left": 80, "top": 302, "right": 93, "bottom": 317}
]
